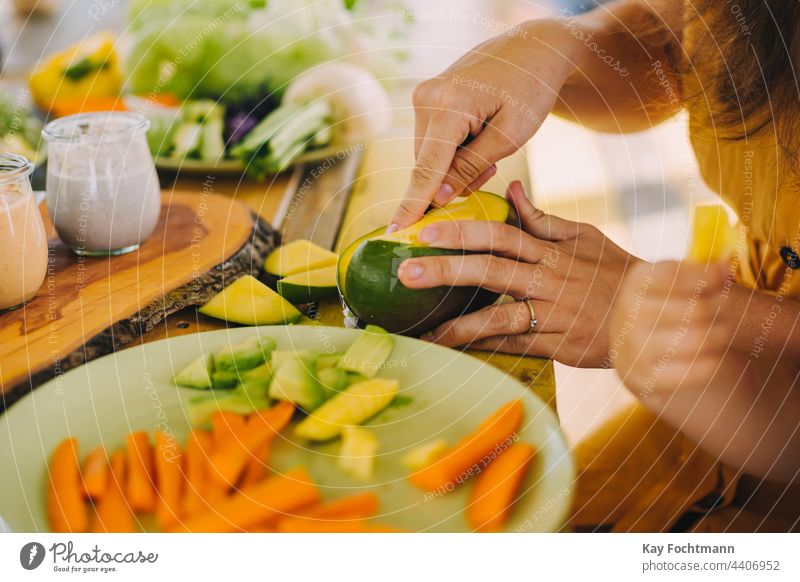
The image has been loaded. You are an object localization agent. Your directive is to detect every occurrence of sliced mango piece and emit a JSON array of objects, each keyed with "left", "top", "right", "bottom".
[
  {"left": 337, "top": 426, "right": 379, "bottom": 481},
  {"left": 265, "top": 239, "right": 338, "bottom": 277},
  {"left": 199, "top": 275, "right": 301, "bottom": 325},
  {"left": 294, "top": 378, "right": 399, "bottom": 441},
  {"left": 688, "top": 204, "right": 739, "bottom": 262},
  {"left": 276, "top": 265, "right": 338, "bottom": 303},
  {"left": 400, "top": 438, "right": 448, "bottom": 470}
]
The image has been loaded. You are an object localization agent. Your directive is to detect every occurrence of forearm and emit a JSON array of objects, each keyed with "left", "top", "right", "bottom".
[
  {"left": 551, "top": 0, "right": 683, "bottom": 132},
  {"left": 640, "top": 352, "right": 800, "bottom": 483},
  {"left": 726, "top": 281, "right": 800, "bottom": 360}
]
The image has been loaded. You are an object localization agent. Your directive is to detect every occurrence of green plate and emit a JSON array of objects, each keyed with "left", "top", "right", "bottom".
[{"left": 0, "top": 326, "right": 573, "bottom": 532}]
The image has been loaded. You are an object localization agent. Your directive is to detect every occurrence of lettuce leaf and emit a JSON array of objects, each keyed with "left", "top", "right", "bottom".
[{"left": 125, "top": 0, "right": 408, "bottom": 103}]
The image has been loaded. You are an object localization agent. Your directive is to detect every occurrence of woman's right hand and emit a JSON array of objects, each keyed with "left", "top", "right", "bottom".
[{"left": 388, "top": 18, "right": 583, "bottom": 232}]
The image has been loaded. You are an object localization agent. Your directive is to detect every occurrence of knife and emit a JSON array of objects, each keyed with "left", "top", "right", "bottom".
[{"left": 274, "top": 148, "right": 364, "bottom": 251}]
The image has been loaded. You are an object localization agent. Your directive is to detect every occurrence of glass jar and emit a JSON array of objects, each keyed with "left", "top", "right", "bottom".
[
  {"left": 0, "top": 154, "right": 48, "bottom": 311},
  {"left": 42, "top": 112, "right": 161, "bottom": 256}
]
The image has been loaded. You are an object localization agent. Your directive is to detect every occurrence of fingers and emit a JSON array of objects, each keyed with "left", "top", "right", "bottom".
[
  {"left": 417, "top": 220, "right": 549, "bottom": 264},
  {"left": 421, "top": 300, "right": 555, "bottom": 347},
  {"left": 390, "top": 111, "right": 468, "bottom": 231},
  {"left": 397, "top": 254, "right": 538, "bottom": 298},
  {"left": 434, "top": 115, "right": 521, "bottom": 206},
  {"left": 413, "top": 105, "right": 429, "bottom": 158},
  {"left": 506, "top": 180, "right": 579, "bottom": 241},
  {"left": 468, "top": 332, "right": 564, "bottom": 358},
  {"left": 463, "top": 163, "right": 498, "bottom": 196}
]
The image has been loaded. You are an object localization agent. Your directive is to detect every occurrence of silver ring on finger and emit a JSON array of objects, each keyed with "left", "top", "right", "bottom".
[{"left": 522, "top": 298, "right": 538, "bottom": 332}]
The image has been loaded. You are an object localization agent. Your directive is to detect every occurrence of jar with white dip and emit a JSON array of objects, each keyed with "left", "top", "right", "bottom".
[{"left": 42, "top": 112, "right": 161, "bottom": 256}]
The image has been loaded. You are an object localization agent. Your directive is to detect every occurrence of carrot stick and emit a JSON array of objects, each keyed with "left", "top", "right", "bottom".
[
  {"left": 409, "top": 400, "right": 525, "bottom": 492},
  {"left": 211, "top": 411, "right": 246, "bottom": 447},
  {"left": 240, "top": 441, "right": 271, "bottom": 487},
  {"left": 272, "top": 492, "right": 380, "bottom": 532},
  {"left": 182, "top": 430, "right": 212, "bottom": 516},
  {"left": 276, "top": 517, "right": 370, "bottom": 533},
  {"left": 366, "top": 523, "right": 410, "bottom": 533},
  {"left": 125, "top": 431, "right": 156, "bottom": 513},
  {"left": 154, "top": 431, "right": 184, "bottom": 531},
  {"left": 208, "top": 401, "right": 294, "bottom": 488},
  {"left": 295, "top": 492, "right": 380, "bottom": 520},
  {"left": 466, "top": 443, "right": 536, "bottom": 532},
  {"left": 81, "top": 446, "right": 109, "bottom": 500},
  {"left": 92, "top": 450, "right": 136, "bottom": 533},
  {"left": 169, "top": 467, "right": 320, "bottom": 533},
  {"left": 47, "top": 437, "right": 88, "bottom": 532}
]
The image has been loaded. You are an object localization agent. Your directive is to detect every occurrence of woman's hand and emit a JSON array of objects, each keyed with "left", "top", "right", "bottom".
[
  {"left": 396, "top": 181, "right": 642, "bottom": 367},
  {"left": 388, "top": 19, "right": 584, "bottom": 232},
  {"left": 610, "top": 260, "right": 732, "bottom": 395},
  {"left": 608, "top": 261, "right": 800, "bottom": 484}
]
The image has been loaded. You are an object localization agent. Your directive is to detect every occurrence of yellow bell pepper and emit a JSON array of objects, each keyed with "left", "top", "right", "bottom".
[{"left": 28, "top": 32, "right": 123, "bottom": 112}]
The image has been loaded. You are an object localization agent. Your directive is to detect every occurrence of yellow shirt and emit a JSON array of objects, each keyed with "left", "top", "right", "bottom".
[
  {"left": 571, "top": 9, "right": 800, "bottom": 532},
  {"left": 684, "top": 18, "right": 800, "bottom": 293}
]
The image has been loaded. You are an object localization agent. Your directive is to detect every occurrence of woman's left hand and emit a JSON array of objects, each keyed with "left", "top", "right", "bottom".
[{"left": 396, "top": 181, "right": 643, "bottom": 367}]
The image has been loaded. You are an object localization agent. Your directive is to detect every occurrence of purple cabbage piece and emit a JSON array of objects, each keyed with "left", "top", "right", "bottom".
[
  {"left": 223, "top": 91, "right": 280, "bottom": 147},
  {"left": 225, "top": 111, "right": 259, "bottom": 146}
]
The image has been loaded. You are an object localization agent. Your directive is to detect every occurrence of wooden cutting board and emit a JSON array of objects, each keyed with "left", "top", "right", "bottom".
[{"left": 0, "top": 191, "right": 279, "bottom": 408}]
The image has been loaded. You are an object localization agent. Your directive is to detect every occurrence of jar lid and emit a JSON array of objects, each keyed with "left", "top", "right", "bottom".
[
  {"left": 0, "top": 153, "right": 34, "bottom": 185},
  {"left": 42, "top": 111, "right": 150, "bottom": 144}
]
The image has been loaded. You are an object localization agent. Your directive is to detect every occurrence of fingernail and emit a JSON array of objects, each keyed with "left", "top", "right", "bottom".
[
  {"left": 420, "top": 332, "right": 436, "bottom": 342},
  {"left": 386, "top": 222, "right": 400, "bottom": 234},
  {"left": 433, "top": 183, "right": 455, "bottom": 206},
  {"left": 419, "top": 225, "right": 439, "bottom": 243},
  {"left": 399, "top": 260, "right": 423, "bottom": 280}
]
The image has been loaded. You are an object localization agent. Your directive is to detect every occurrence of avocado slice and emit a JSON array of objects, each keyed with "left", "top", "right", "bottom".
[
  {"left": 315, "top": 353, "right": 342, "bottom": 371},
  {"left": 337, "top": 325, "right": 395, "bottom": 378},
  {"left": 198, "top": 275, "right": 301, "bottom": 326},
  {"left": 276, "top": 265, "right": 338, "bottom": 304},
  {"left": 215, "top": 336, "right": 276, "bottom": 372},
  {"left": 264, "top": 239, "right": 338, "bottom": 278},
  {"left": 316, "top": 366, "right": 350, "bottom": 396},
  {"left": 188, "top": 393, "right": 265, "bottom": 426},
  {"left": 173, "top": 353, "right": 214, "bottom": 389},
  {"left": 239, "top": 362, "right": 274, "bottom": 389},
  {"left": 210, "top": 369, "right": 240, "bottom": 389},
  {"left": 269, "top": 354, "right": 327, "bottom": 412}
]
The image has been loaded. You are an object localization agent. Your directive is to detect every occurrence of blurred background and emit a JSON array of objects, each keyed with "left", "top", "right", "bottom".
[{"left": 0, "top": 0, "right": 718, "bottom": 445}]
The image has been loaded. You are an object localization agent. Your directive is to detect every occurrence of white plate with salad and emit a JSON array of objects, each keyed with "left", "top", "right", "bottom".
[{"left": 0, "top": 325, "right": 573, "bottom": 533}]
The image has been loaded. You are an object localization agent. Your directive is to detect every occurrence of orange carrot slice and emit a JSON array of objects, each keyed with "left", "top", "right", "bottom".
[
  {"left": 81, "top": 446, "right": 109, "bottom": 500},
  {"left": 240, "top": 440, "right": 271, "bottom": 487},
  {"left": 125, "top": 431, "right": 155, "bottom": 513},
  {"left": 409, "top": 400, "right": 525, "bottom": 492},
  {"left": 208, "top": 401, "right": 294, "bottom": 488},
  {"left": 182, "top": 430, "right": 212, "bottom": 516},
  {"left": 276, "top": 518, "right": 370, "bottom": 533},
  {"left": 154, "top": 431, "right": 184, "bottom": 531},
  {"left": 169, "top": 467, "right": 320, "bottom": 533},
  {"left": 92, "top": 450, "right": 136, "bottom": 533},
  {"left": 295, "top": 492, "right": 380, "bottom": 520},
  {"left": 211, "top": 411, "right": 246, "bottom": 447},
  {"left": 47, "top": 437, "right": 88, "bottom": 532},
  {"left": 366, "top": 523, "right": 410, "bottom": 533},
  {"left": 466, "top": 443, "right": 536, "bottom": 532}
]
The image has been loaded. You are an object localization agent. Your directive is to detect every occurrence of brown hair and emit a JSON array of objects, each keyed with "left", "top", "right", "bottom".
[{"left": 686, "top": 1, "right": 800, "bottom": 161}]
